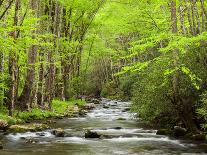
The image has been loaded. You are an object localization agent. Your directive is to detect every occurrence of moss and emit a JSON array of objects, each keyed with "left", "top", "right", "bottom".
[
  {"left": 9, "top": 124, "right": 50, "bottom": 133},
  {"left": 0, "top": 114, "right": 18, "bottom": 125},
  {"left": 0, "top": 99, "right": 86, "bottom": 126},
  {"left": 156, "top": 129, "right": 171, "bottom": 135},
  {"left": 15, "top": 99, "right": 86, "bottom": 121}
]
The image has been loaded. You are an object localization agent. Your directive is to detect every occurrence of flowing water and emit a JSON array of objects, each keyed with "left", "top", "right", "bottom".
[{"left": 0, "top": 99, "right": 207, "bottom": 155}]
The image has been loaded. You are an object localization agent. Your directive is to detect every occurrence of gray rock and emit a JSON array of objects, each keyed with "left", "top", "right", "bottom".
[
  {"left": 84, "top": 103, "right": 96, "bottom": 110},
  {"left": 103, "top": 105, "right": 110, "bottom": 109},
  {"left": 85, "top": 130, "right": 101, "bottom": 138},
  {"left": 173, "top": 126, "right": 187, "bottom": 137},
  {"left": 52, "top": 128, "right": 65, "bottom": 137}
]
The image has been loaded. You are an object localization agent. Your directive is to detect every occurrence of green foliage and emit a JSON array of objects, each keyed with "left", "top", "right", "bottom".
[
  {"left": 197, "top": 92, "right": 207, "bottom": 130},
  {"left": 131, "top": 59, "right": 171, "bottom": 121},
  {"left": 0, "top": 99, "right": 85, "bottom": 123}
]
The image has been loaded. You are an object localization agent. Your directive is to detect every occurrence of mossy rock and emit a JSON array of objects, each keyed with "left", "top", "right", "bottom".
[
  {"left": 173, "top": 126, "right": 187, "bottom": 137},
  {"left": 9, "top": 123, "right": 49, "bottom": 133},
  {"left": 156, "top": 129, "right": 170, "bottom": 135},
  {"left": 0, "top": 120, "right": 9, "bottom": 131},
  {"left": 85, "top": 130, "right": 101, "bottom": 138}
]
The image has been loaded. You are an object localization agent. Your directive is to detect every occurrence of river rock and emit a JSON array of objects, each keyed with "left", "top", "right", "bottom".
[
  {"left": 192, "top": 134, "right": 206, "bottom": 141},
  {"left": 0, "top": 120, "right": 9, "bottom": 131},
  {"left": 103, "top": 105, "right": 109, "bottom": 109},
  {"left": 156, "top": 129, "right": 170, "bottom": 135},
  {"left": 9, "top": 124, "right": 49, "bottom": 133},
  {"left": 111, "top": 127, "right": 123, "bottom": 130},
  {"left": 85, "top": 130, "right": 101, "bottom": 138},
  {"left": 84, "top": 103, "right": 96, "bottom": 110},
  {"left": 122, "top": 108, "right": 130, "bottom": 112},
  {"left": 92, "top": 99, "right": 101, "bottom": 104},
  {"left": 73, "top": 105, "right": 79, "bottom": 113},
  {"left": 173, "top": 126, "right": 187, "bottom": 137},
  {"left": 36, "top": 132, "right": 46, "bottom": 136},
  {"left": 79, "top": 110, "right": 88, "bottom": 117},
  {"left": 52, "top": 128, "right": 65, "bottom": 137}
]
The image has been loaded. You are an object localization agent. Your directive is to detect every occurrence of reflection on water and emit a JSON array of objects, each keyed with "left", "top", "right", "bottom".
[{"left": 0, "top": 98, "right": 207, "bottom": 155}]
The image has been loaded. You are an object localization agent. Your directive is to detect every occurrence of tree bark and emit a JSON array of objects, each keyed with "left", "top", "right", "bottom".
[
  {"left": 8, "top": 0, "right": 20, "bottom": 116},
  {"left": 18, "top": 0, "right": 37, "bottom": 111}
]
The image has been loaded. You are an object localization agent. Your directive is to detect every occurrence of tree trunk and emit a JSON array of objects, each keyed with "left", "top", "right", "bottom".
[
  {"left": 18, "top": 0, "right": 37, "bottom": 111},
  {"left": 8, "top": 0, "right": 20, "bottom": 116}
]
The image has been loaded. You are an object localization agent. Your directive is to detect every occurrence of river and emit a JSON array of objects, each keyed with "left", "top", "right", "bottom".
[{"left": 0, "top": 99, "right": 207, "bottom": 155}]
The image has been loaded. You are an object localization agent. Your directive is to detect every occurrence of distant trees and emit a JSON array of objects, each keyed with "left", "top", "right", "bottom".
[{"left": 82, "top": 0, "right": 207, "bottom": 132}]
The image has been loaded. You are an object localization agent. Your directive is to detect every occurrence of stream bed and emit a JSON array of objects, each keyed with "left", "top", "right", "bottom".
[{"left": 0, "top": 99, "right": 207, "bottom": 155}]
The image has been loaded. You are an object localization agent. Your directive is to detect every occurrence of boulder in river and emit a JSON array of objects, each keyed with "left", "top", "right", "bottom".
[
  {"left": 111, "top": 127, "right": 123, "bottom": 130},
  {"left": 0, "top": 120, "right": 9, "bottom": 131},
  {"left": 173, "top": 126, "right": 187, "bottom": 137},
  {"left": 52, "top": 128, "right": 65, "bottom": 137},
  {"left": 85, "top": 130, "right": 101, "bottom": 138},
  {"left": 84, "top": 103, "right": 96, "bottom": 110},
  {"left": 122, "top": 108, "right": 130, "bottom": 112},
  {"left": 103, "top": 105, "right": 110, "bottom": 109}
]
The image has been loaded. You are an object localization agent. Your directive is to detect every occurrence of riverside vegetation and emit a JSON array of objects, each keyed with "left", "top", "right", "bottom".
[{"left": 0, "top": 0, "right": 207, "bottom": 143}]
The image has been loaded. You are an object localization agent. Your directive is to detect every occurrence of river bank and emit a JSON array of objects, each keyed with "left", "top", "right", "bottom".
[{"left": 0, "top": 99, "right": 89, "bottom": 133}]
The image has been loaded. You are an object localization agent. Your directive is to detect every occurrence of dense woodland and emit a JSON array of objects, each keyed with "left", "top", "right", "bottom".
[{"left": 0, "top": 0, "right": 207, "bottom": 135}]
